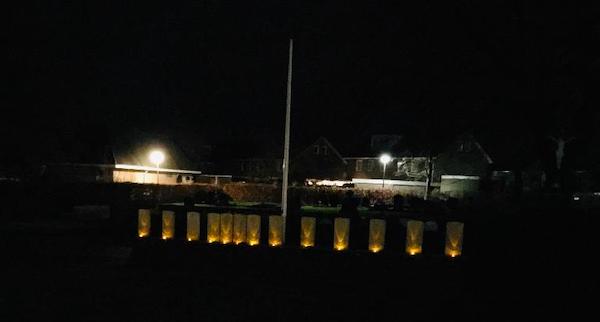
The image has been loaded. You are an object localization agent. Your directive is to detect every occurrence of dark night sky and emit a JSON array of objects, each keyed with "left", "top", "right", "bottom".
[{"left": 5, "top": 1, "right": 600, "bottom": 168}]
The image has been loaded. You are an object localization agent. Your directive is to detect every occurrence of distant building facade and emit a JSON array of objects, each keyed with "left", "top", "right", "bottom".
[
  {"left": 42, "top": 163, "right": 231, "bottom": 185},
  {"left": 228, "top": 134, "right": 495, "bottom": 198}
]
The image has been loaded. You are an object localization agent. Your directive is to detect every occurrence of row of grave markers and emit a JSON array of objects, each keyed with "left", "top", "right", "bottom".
[{"left": 138, "top": 209, "right": 464, "bottom": 257}]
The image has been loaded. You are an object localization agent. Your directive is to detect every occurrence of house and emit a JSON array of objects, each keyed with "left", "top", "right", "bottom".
[
  {"left": 434, "top": 134, "right": 493, "bottom": 198},
  {"left": 40, "top": 134, "right": 228, "bottom": 185},
  {"left": 227, "top": 133, "right": 497, "bottom": 197},
  {"left": 291, "top": 137, "right": 348, "bottom": 181},
  {"left": 235, "top": 158, "right": 283, "bottom": 182}
]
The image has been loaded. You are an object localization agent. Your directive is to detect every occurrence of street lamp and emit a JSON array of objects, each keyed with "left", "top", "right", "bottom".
[
  {"left": 149, "top": 150, "right": 165, "bottom": 185},
  {"left": 379, "top": 154, "right": 392, "bottom": 189}
]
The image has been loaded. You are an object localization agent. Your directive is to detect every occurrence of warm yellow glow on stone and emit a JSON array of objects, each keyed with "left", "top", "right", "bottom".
[
  {"left": 246, "top": 215, "right": 261, "bottom": 246},
  {"left": 138, "top": 209, "right": 151, "bottom": 237},
  {"left": 368, "top": 219, "right": 386, "bottom": 253},
  {"left": 406, "top": 220, "right": 424, "bottom": 255},
  {"left": 220, "top": 213, "right": 233, "bottom": 244},
  {"left": 233, "top": 214, "right": 247, "bottom": 245},
  {"left": 333, "top": 217, "right": 350, "bottom": 251},
  {"left": 206, "top": 213, "right": 220, "bottom": 243},
  {"left": 186, "top": 212, "right": 200, "bottom": 241},
  {"left": 445, "top": 221, "right": 464, "bottom": 257},
  {"left": 268, "top": 215, "right": 284, "bottom": 247},
  {"left": 162, "top": 210, "right": 175, "bottom": 240},
  {"left": 300, "top": 217, "right": 316, "bottom": 248}
]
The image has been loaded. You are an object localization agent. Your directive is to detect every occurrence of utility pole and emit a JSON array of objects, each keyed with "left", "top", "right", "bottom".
[{"left": 281, "top": 39, "right": 293, "bottom": 242}]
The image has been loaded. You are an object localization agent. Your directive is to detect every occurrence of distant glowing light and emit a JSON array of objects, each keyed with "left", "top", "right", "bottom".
[
  {"left": 333, "top": 217, "right": 350, "bottom": 251},
  {"left": 445, "top": 222, "right": 464, "bottom": 258},
  {"left": 149, "top": 150, "right": 165, "bottom": 166},
  {"left": 300, "top": 217, "right": 316, "bottom": 248},
  {"left": 406, "top": 220, "right": 424, "bottom": 256},
  {"left": 207, "top": 213, "right": 220, "bottom": 243},
  {"left": 246, "top": 215, "right": 261, "bottom": 246},
  {"left": 162, "top": 210, "right": 175, "bottom": 240},
  {"left": 138, "top": 209, "right": 151, "bottom": 238},
  {"left": 268, "top": 216, "right": 284, "bottom": 247},
  {"left": 368, "top": 219, "right": 386, "bottom": 253},
  {"left": 379, "top": 154, "right": 392, "bottom": 165},
  {"left": 187, "top": 212, "right": 200, "bottom": 241}
]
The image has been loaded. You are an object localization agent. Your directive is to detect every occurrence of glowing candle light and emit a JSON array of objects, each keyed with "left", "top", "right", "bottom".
[
  {"left": 300, "top": 217, "right": 316, "bottom": 248},
  {"left": 406, "top": 220, "right": 424, "bottom": 255},
  {"left": 207, "top": 213, "right": 220, "bottom": 243},
  {"left": 138, "top": 209, "right": 151, "bottom": 238},
  {"left": 162, "top": 210, "right": 175, "bottom": 240},
  {"left": 333, "top": 217, "right": 350, "bottom": 251},
  {"left": 269, "top": 215, "right": 284, "bottom": 247},
  {"left": 445, "top": 221, "right": 464, "bottom": 258},
  {"left": 186, "top": 211, "right": 200, "bottom": 241},
  {"left": 233, "top": 214, "right": 247, "bottom": 245},
  {"left": 368, "top": 219, "right": 386, "bottom": 253},
  {"left": 220, "top": 213, "right": 233, "bottom": 244},
  {"left": 246, "top": 215, "right": 261, "bottom": 246}
]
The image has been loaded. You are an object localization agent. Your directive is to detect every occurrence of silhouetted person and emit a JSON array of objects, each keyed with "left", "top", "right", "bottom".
[
  {"left": 340, "top": 190, "right": 359, "bottom": 218},
  {"left": 361, "top": 196, "right": 371, "bottom": 207},
  {"left": 393, "top": 194, "right": 404, "bottom": 211}
]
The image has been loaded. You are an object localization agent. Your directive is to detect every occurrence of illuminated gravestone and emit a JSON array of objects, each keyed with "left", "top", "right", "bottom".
[
  {"left": 268, "top": 215, "right": 284, "bottom": 247},
  {"left": 186, "top": 212, "right": 200, "bottom": 241},
  {"left": 207, "top": 213, "right": 221, "bottom": 243},
  {"left": 445, "top": 221, "right": 464, "bottom": 257},
  {"left": 333, "top": 217, "right": 350, "bottom": 251},
  {"left": 300, "top": 217, "right": 316, "bottom": 248},
  {"left": 162, "top": 210, "right": 175, "bottom": 240},
  {"left": 233, "top": 214, "right": 247, "bottom": 245},
  {"left": 246, "top": 215, "right": 261, "bottom": 246},
  {"left": 138, "top": 209, "right": 151, "bottom": 238},
  {"left": 368, "top": 219, "right": 386, "bottom": 253},
  {"left": 220, "top": 213, "right": 233, "bottom": 244},
  {"left": 405, "top": 220, "right": 424, "bottom": 255}
]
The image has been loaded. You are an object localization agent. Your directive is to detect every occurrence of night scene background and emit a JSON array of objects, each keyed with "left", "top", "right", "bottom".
[{"left": 2, "top": 1, "right": 598, "bottom": 321}]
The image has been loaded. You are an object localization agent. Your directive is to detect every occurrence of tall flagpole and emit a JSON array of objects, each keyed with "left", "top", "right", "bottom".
[{"left": 281, "top": 39, "right": 293, "bottom": 242}]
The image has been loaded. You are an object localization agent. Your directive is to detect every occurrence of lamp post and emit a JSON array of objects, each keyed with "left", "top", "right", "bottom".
[
  {"left": 149, "top": 150, "right": 165, "bottom": 185},
  {"left": 150, "top": 150, "right": 165, "bottom": 184},
  {"left": 379, "top": 154, "right": 392, "bottom": 190}
]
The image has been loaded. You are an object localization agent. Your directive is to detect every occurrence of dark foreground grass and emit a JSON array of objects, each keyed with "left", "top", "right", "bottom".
[{"left": 1, "top": 202, "right": 596, "bottom": 321}]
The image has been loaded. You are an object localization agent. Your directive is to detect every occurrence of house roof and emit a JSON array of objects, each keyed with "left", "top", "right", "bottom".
[{"left": 296, "top": 137, "right": 347, "bottom": 164}]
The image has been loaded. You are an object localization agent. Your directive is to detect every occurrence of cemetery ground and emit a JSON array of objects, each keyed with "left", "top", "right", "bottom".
[{"left": 0, "top": 197, "right": 596, "bottom": 321}]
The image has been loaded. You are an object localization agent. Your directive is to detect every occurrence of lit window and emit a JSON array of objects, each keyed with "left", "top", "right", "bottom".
[{"left": 356, "top": 160, "right": 363, "bottom": 172}]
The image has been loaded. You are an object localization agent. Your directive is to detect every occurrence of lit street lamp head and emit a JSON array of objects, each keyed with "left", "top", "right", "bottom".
[
  {"left": 149, "top": 150, "right": 165, "bottom": 167},
  {"left": 379, "top": 154, "right": 392, "bottom": 165}
]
